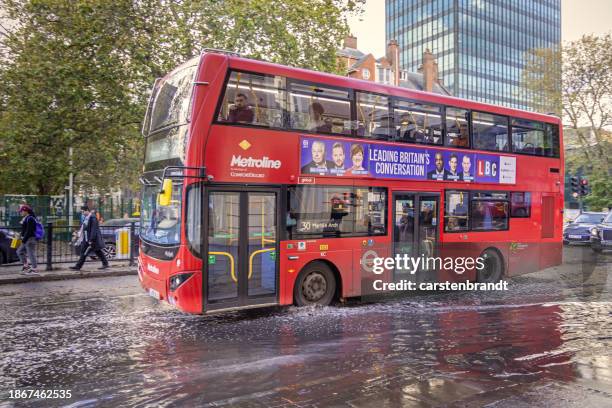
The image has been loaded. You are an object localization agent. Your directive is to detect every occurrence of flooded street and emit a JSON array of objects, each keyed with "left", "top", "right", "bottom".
[{"left": 1, "top": 246, "right": 611, "bottom": 407}]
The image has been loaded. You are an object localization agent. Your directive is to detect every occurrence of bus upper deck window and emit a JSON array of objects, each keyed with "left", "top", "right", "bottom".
[
  {"left": 289, "top": 82, "right": 351, "bottom": 135},
  {"left": 218, "top": 71, "right": 286, "bottom": 128},
  {"left": 472, "top": 112, "right": 509, "bottom": 152},
  {"left": 393, "top": 99, "right": 443, "bottom": 145},
  {"left": 511, "top": 119, "right": 548, "bottom": 156},
  {"left": 445, "top": 107, "right": 470, "bottom": 148}
]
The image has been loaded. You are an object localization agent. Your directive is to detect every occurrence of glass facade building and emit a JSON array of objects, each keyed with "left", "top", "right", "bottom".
[{"left": 386, "top": 0, "right": 561, "bottom": 110}]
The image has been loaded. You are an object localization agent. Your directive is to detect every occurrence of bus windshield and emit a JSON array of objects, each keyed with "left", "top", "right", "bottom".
[
  {"left": 146, "top": 62, "right": 197, "bottom": 135},
  {"left": 140, "top": 183, "right": 183, "bottom": 245}
]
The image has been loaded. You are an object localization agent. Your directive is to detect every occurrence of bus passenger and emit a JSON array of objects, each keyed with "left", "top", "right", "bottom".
[
  {"left": 372, "top": 114, "right": 397, "bottom": 139},
  {"left": 308, "top": 102, "right": 332, "bottom": 133},
  {"left": 399, "top": 114, "right": 417, "bottom": 142},
  {"left": 451, "top": 123, "right": 469, "bottom": 147},
  {"left": 446, "top": 217, "right": 460, "bottom": 231},
  {"left": 228, "top": 93, "right": 254, "bottom": 123}
]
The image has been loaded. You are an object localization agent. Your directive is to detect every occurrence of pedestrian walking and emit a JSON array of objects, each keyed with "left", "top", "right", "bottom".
[
  {"left": 17, "top": 204, "right": 41, "bottom": 275},
  {"left": 70, "top": 206, "right": 109, "bottom": 271}
]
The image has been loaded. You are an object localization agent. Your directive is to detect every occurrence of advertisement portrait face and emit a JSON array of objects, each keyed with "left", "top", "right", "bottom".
[
  {"left": 434, "top": 152, "right": 444, "bottom": 172},
  {"left": 311, "top": 141, "right": 326, "bottom": 166},
  {"left": 448, "top": 154, "right": 458, "bottom": 174},
  {"left": 461, "top": 155, "right": 474, "bottom": 181},
  {"left": 332, "top": 143, "right": 345, "bottom": 169}
]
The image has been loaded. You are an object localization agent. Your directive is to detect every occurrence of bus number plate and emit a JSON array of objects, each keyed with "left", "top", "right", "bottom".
[{"left": 148, "top": 288, "right": 160, "bottom": 300}]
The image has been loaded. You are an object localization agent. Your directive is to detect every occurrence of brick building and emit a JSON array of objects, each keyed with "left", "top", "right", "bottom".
[{"left": 337, "top": 35, "right": 450, "bottom": 95}]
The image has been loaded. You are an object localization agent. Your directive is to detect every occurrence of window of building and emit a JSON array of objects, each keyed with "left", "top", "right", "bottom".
[
  {"left": 472, "top": 111, "right": 509, "bottom": 152},
  {"left": 511, "top": 119, "right": 552, "bottom": 156},
  {"left": 356, "top": 92, "right": 393, "bottom": 139},
  {"left": 470, "top": 192, "right": 509, "bottom": 231},
  {"left": 444, "top": 190, "right": 469, "bottom": 232},
  {"left": 394, "top": 99, "right": 443, "bottom": 144},
  {"left": 445, "top": 107, "right": 470, "bottom": 148},
  {"left": 289, "top": 82, "right": 352, "bottom": 135},
  {"left": 362, "top": 68, "right": 370, "bottom": 80},
  {"left": 217, "top": 71, "right": 286, "bottom": 128},
  {"left": 510, "top": 192, "right": 531, "bottom": 217},
  {"left": 287, "top": 186, "right": 387, "bottom": 239}
]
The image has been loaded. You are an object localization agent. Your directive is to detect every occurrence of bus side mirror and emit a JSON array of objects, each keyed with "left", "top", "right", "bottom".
[{"left": 158, "top": 179, "right": 173, "bottom": 206}]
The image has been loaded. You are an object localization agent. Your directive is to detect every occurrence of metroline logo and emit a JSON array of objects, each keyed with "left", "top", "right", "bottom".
[{"left": 230, "top": 155, "right": 282, "bottom": 169}]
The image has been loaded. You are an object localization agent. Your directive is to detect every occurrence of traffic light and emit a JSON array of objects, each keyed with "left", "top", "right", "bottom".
[
  {"left": 570, "top": 176, "right": 579, "bottom": 195},
  {"left": 580, "top": 178, "right": 589, "bottom": 196}
]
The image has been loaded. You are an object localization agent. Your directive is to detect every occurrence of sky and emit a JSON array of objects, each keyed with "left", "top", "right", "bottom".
[{"left": 348, "top": 0, "right": 612, "bottom": 56}]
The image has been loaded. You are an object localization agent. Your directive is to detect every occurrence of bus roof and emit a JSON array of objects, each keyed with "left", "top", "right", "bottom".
[{"left": 202, "top": 51, "right": 561, "bottom": 125}]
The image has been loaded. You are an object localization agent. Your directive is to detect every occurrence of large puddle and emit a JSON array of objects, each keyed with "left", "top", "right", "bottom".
[{"left": 0, "top": 249, "right": 610, "bottom": 406}]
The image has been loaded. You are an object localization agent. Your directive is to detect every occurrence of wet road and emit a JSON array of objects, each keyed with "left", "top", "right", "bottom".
[{"left": 1, "top": 246, "right": 611, "bottom": 407}]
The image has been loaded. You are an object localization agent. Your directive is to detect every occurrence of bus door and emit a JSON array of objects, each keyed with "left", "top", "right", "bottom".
[
  {"left": 205, "top": 187, "right": 280, "bottom": 311},
  {"left": 392, "top": 192, "right": 439, "bottom": 281}
]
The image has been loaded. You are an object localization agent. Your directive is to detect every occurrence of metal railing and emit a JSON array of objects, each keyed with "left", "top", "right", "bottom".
[{"left": 0, "top": 222, "right": 138, "bottom": 270}]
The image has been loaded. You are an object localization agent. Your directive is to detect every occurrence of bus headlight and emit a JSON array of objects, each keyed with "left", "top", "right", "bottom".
[{"left": 169, "top": 273, "right": 193, "bottom": 291}]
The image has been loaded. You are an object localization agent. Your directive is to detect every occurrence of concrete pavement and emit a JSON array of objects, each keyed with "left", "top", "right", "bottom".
[{"left": 0, "top": 261, "right": 137, "bottom": 284}]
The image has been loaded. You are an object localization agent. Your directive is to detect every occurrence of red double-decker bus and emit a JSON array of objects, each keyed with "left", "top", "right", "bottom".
[{"left": 138, "top": 50, "right": 563, "bottom": 314}]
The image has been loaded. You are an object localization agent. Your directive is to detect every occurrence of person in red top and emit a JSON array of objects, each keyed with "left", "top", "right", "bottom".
[{"left": 228, "top": 93, "right": 254, "bottom": 123}]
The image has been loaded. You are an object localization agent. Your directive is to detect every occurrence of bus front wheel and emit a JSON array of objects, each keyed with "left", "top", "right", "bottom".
[
  {"left": 294, "top": 262, "right": 336, "bottom": 307},
  {"left": 477, "top": 249, "right": 504, "bottom": 283}
]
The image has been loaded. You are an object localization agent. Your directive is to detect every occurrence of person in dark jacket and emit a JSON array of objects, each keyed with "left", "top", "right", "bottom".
[
  {"left": 70, "top": 206, "right": 109, "bottom": 270},
  {"left": 17, "top": 204, "right": 39, "bottom": 275}
]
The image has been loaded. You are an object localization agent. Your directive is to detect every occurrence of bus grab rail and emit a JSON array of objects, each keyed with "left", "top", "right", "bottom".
[
  {"left": 248, "top": 248, "right": 275, "bottom": 279},
  {"left": 209, "top": 251, "right": 237, "bottom": 283}
]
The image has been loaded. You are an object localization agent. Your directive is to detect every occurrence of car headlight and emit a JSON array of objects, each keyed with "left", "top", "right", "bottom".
[
  {"left": 591, "top": 227, "right": 600, "bottom": 237},
  {"left": 5, "top": 230, "right": 16, "bottom": 238}
]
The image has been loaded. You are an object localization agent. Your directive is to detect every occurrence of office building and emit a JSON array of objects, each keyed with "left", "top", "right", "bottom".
[{"left": 386, "top": 0, "right": 561, "bottom": 110}]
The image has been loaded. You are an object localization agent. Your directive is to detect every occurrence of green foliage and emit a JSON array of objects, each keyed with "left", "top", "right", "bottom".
[
  {"left": 521, "top": 47, "right": 562, "bottom": 116},
  {"left": 584, "top": 170, "right": 612, "bottom": 210},
  {"left": 522, "top": 34, "right": 612, "bottom": 207},
  {"left": 0, "top": 0, "right": 362, "bottom": 195}
]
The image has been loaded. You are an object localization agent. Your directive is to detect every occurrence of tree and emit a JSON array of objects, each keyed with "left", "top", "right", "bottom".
[
  {"left": 521, "top": 47, "right": 562, "bottom": 116},
  {"left": 584, "top": 171, "right": 612, "bottom": 210},
  {"left": 0, "top": 0, "right": 363, "bottom": 195},
  {"left": 522, "top": 34, "right": 612, "bottom": 207}
]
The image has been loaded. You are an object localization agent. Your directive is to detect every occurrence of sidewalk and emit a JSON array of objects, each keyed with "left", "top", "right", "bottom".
[{"left": 0, "top": 261, "right": 137, "bottom": 284}]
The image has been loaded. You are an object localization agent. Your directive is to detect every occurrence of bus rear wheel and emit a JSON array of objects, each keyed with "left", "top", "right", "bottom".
[
  {"left": 477, "top": 249, "right": 504, "bottom": 283},
  {"left": 294, "top": 262, "right": 336, "bottom": 307}
]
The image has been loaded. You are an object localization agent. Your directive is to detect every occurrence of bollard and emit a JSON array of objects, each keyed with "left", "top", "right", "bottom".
[
  {"left": 129, "top": 222, "right": 135, "bottom": 266},
  {"left": 115, "top": 227, "right": 130, "bottom": 260},
  {"left": 46, "top": 222, "right": 53, "bottom": 271}
]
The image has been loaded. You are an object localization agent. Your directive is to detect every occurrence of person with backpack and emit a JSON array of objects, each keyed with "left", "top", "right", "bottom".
[
  {"left": 17, "top": 204, "right": 41, "bottom": 275},
  {"left": 70, "top": 206, "right": 109, "bottom": 271}
]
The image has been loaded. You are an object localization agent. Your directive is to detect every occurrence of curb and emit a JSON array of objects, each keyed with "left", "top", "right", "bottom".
[{"left": 0, "top": 269, "right": 137, "bottom": 285}]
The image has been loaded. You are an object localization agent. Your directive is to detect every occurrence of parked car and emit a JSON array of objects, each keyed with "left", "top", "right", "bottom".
[
  {"left": 590, "top": 211, "right": 612, "bottom": 252},
  {"left": 0, "top": 228, "right": 20, "bottom": 265},
  {"left": 73, "top": 218, "right": 140, "bottom": 260},
  {"left": 563, "top": 211, "right": 607, "bottom": 245},
  {"left": 563, "top": 208, "right": 581, "bottom": 227}
]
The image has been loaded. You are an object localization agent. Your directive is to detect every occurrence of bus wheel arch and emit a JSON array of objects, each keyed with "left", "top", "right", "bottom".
[
  {"left": 477, "top": 247, "right": 505, "bottom": 283},
  {"left": 293, "top": 260, "right": 341, "bottom": 306}
]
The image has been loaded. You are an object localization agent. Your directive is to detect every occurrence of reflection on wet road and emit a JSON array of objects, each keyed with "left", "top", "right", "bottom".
[{"left": 0, "top": 247, "right": 611, "bottom": 407}]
